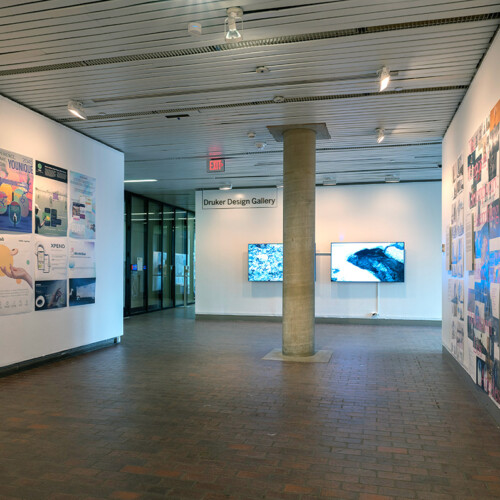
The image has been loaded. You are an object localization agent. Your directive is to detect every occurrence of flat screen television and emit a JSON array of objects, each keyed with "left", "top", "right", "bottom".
[
  {"left": 331, "top": 242, "right": 405, "bottom": 282},
  {"left": 248, "top": 243, "right": 283, "bottom": 282}
]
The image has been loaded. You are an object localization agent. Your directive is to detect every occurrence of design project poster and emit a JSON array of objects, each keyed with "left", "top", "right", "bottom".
[
  {"left": 34, "top": 160, "right": 68, "bottom": 237},
  {"left": 69, "top": 240, "right": 95, "bottom": 306},
  {"left": 0, "top": 148, "right": 33, "bottom": 233},
  {"left": 0, "top": 234, "right": 34, "bottom": 315},
  {"left": 34, "top": 236, "right": 68, "bottom": 311},
  {"left": 69, "top": 172, "right": 96, "bottom": 239}
]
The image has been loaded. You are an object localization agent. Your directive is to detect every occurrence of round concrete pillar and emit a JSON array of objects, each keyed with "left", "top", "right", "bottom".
[{"left": 282, "top": 128, "right": 316, "bottom": 356}]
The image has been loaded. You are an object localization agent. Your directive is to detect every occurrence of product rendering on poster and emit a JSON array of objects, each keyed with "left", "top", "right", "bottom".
[
  {"left": 0, "top": 234, "right": 34, "bottom": 315},
  {"left": 34, "top": 161, "right": 68, "bottom": 237},
  {"left": 69, "top": 172, "right": 96, "bottom": 239},
  {"left": 448, "top": 98, "right": 500, "bottom": 407},
  {"left": 34, "top": 236, "right": 68, "bottom": 311},
  {"left": 68, "top": 240, "right": 95, "bottom": 306},
  {"left": 0, "top": 148, "right": 33, "bottom": 233}
]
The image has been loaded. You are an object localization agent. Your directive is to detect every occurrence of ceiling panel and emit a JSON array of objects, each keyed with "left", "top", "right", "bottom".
[{"left": 1, "top": 0, "right": 499, "bottom": 211}]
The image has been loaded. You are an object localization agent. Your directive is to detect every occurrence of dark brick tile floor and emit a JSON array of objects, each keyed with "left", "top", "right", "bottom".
[{"left": 1, "top": 308, "right": 499, "bottom": 499}]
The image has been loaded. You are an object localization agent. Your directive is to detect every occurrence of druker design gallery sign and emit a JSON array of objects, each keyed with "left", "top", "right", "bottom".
[{"left": 202, "top": 188, "right": 278, "bottom": 209}]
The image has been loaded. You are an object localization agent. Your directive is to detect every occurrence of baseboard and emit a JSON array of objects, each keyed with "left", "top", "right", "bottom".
[
  {"left": 0, "top": 337, "right": 121, "bottom": 378},
  {"left": 442, "top": 346, "right": 500, "bottom": 427},
  {"left": 195, "top": 314, "right": 441, "bottom": 326}
]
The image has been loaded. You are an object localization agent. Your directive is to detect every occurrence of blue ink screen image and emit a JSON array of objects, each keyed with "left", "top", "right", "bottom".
[
  {"left": 331, "top": 242, "right": 405, "bottom": 282},
  {"left": 248, "top": 243, "right": 283, "bottom": 282}
]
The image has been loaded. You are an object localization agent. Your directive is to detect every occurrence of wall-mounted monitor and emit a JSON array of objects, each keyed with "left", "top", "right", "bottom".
[
  {"left": 331, "top": 242, "right": 405, "bottom": 282},
  {"left": 248, "top": 243, "right": 283, "bottom": 282}
]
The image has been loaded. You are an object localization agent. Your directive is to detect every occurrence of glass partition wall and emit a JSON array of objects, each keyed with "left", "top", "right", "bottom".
[{"left": 124, "top": 192, "right": 195, "bottom": 316}]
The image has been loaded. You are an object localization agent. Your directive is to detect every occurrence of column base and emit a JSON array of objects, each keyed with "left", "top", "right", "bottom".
[{"left": 263, "top": 348, "right": 332, "bottom": 363}]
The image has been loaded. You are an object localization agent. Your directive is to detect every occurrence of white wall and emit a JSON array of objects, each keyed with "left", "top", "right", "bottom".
[
  {"left": 0, "top": 95, "right": 124, "bottom": 367},
  {"left": 196, "top": 181, "right": 442, "bottom": 320},
  {"left": 442, "top": 31, "right": 500, "bottom": 383}
]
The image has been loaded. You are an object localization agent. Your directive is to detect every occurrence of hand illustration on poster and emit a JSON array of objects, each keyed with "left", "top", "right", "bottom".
[
  {"left": 0, "top": 234, "right": 34, "bottom": 315},
  {"left": 0, "top": 148, "right": 33, "bottom": 233},
  {"left": 34, "top": 161, "right": 68, "bottom": 237},
  {"left": 69, "top": 172, "right": 96, "bottom": 239}
]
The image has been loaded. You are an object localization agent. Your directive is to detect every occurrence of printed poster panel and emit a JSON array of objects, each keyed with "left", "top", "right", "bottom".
[
  {"left": 69, "top": 240, "right": 95, "bottom": 306},
  {"left": 0, "top": 148, "right": 33, "bottom": 233},
  {"left": 34, "top": 236, "right": 67, "bottom": 311},
  {"left": 69, "top": 172, "right": 96, "bottom": 239},
  {"left": 34, "top": 160, "right": 68, "bottom": 237},
  {"left": 0, "top": 234, "right": 34, "bottom": 315}
]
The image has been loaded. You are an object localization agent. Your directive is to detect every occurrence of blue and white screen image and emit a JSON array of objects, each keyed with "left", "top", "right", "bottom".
[
  {"left": 331, "top": 242, "right": 405, "bottom": 282},
  {"left": 248, "top": 243, "right": 283, "bottom": 282}
]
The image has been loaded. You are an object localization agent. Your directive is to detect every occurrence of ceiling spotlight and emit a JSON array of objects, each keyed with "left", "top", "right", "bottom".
[
  {"left": 225, "top": 7, "right": 243, "bottom": 43},
  {"left": 273, "top": 95, "right": 285, "bottom": 103},
  {"left": 255, "top": 142, "right": 267, "bottom": 150},
  {"left": 188, "top": 22, "right": 202, "bottom": 35},
  {"left": 219, "top": 183, "right": 232, "bottom": 190},
  {"left": 247, "top": 131, "right": 256, "bottom": 138},
  {"left": 323, "top": 177, "right": 337, "bottom": 186},
  {"left": 256, "top": 66, "right": 270, "bottom": 74},
  {"left": 376, "top": 128, "right": 385, "bottom": 144},
  {"left": 67, "top": 100, "right": 87, "bottom": 120},
  {"left": 378, "top": 66, "right": 391, "bottom": 92},
  {"left": 385, "top": 175, "right": 400, "bottom": 183}
]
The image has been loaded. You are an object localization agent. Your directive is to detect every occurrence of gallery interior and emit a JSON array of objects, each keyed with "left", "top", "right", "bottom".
[{"left": 1, "top": 1, "right": 500, "bottom": 498}]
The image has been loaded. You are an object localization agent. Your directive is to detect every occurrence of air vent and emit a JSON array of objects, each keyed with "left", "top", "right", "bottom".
[{"left": 0, "top": 13, "right": 498, "bottom": 77}]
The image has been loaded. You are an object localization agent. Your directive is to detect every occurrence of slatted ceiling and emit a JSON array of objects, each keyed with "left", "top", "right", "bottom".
[{"left": 1, "top": 2, "right": 498, "bottom": 210}]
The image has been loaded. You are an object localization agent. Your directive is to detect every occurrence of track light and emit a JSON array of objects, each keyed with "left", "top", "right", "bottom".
[
  {"left": 225, "top": 7, "right": 243, "bottom": 43},
  {"left": 376, "top": 128, "right": 385, "bottom": 144},
  {"left": 219, "top": 183, "right": 232, "bottom": 190},
  {"left": 378, "top": 66, "right": 391, "bottom": 92},
  {"left": 385, "top": 175, "right": 400, "bottom": 183},
  {"left": 67, "top": 100, "right": 87, "bottom": 120}
]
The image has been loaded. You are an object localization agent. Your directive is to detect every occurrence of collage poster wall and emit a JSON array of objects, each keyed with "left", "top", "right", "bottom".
[
  {"left": 0, "top": 148, "right": 97, "bottom": 315},
  {"left": 0, "top": 148, "right": 33, "bottom": 233},
  {"left": 448, "top": 98, "right": 500, "bottom": 407}
]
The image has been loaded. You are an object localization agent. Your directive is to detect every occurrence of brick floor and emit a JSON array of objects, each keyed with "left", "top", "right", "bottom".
[{"left": 0, "top": 308, "right": 499, "bottom": 499}]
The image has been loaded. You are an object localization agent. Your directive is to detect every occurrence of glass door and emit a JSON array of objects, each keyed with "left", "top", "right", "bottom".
[
  {"left": 147, "top": 201, "right": 162, "bottom": 311},
  {"left": 187, "top": 213, "right": 195, "bottom": 304},
  {"left": 130, "top": 196, "right": 146, "bottom": 313},
  {"left": 174, "top": 210, "right": 187, "bottom": 306},
  {"left": 162, "top": 207, "right": 174, "bottom": 308}
]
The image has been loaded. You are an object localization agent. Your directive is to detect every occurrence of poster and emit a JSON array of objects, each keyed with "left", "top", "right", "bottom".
[
  {"left": 0, "top": 234, "right": 34, "bottom": 315},
  {"left": 68, "top": 240, "right": 95, "bottom": 306},
  {"left": 0, "top": 148, "right": 33, "bottom": 233},
  {"left": 34, "top": 160, "right": 68, "bottom": 237},
  {"left": 69, "top": 172, "right": 96, "bottom": 239},
  {"left": 34, "top": 236, "right": 67, "bottom": 311}
]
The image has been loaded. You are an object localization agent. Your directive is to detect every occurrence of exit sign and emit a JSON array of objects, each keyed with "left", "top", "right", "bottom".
[{"left": 207, "top": 158, "right": 225, "bottom": 173}]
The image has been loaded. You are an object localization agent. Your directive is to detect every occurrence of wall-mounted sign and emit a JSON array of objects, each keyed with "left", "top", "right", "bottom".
[
  {"left": 202, "top": 188, "right": 278, "bottom": 209},
  {"left": 207, "top": 158, "right": 225, "bottom": 173}
]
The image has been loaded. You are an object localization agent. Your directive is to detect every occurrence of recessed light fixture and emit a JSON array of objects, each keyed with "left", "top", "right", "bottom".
[
  {"left": 124, "top": 179, "right": 158, "bottom": 183},
  {"left": 247, "top": 131, "right": 256, "bottom": 138},
  {"left": 67, "top": 100, "right": 87, "bottom": 120},
  {"left": 256, "top": 66, "right": 270, "bottom": 74},
  {"left": 219, "top": 183, "right": 232, "bottom": 190},
  {"left": 276, "top": 183, "right": 284, "bottom": 189},
  {"left": 273, "top": 96, "right": 285, "bottom": 103},
  {"left": 225, "top": 7, "right": 243, "bottom": 43},
  {"left": 385, "top": 175, "right": 399, "bottom": 183},
  {"left": 255, "top": 142, "right": 267, "bottom": 150},
  {"left": 323, "top": 177, "right": 337, "bottom": 186},
  {"left": 188, "top": 22, "right": 202, "bottom": 35},
  {"left": 376, "top": 128, "right": 385, "bottom": 144},
  {"left": 378, "top": 66, "right": 391, "bottom": 92}
]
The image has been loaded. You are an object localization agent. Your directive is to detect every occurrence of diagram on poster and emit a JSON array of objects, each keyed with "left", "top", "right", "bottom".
[
  {"left": 34, "top": 236, "right": 67, "bottom": 311},
  {"left": 0, "top": 148, "right": 33, "bottom": 233},
  {"left": 0, "top": 234, "right": 34, "bottom": 315},
  {"left": 69, "top": 172, "right": 96, "bottom": 239},
  {"left": 34, "top": 160, "right": 67, "bottom": 237},
  {"left": 69, "top": 240, "right": 95, "bottom": 306}
]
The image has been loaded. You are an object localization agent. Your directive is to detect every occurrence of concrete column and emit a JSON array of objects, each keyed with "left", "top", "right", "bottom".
[{"left": 282, "top": 128, "right": 316, "bottom": 356}]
